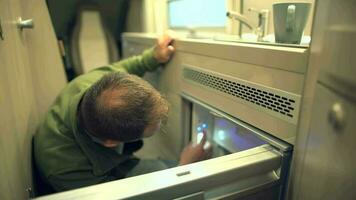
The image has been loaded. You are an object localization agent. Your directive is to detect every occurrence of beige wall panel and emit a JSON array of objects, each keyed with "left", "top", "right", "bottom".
[
  {"left": 0, "top": 0, "right": 38, "bottom": 199},
  {"left": 20, "top": 0, "right": 67, "bottom": 116},
  {"left": 0, "top": 0, "right": 67, "bottom": 199}
]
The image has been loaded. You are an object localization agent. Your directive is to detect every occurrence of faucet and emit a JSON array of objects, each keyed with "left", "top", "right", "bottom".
[{"left": 226, "top": 8, "right": 269, "bottom": 41}]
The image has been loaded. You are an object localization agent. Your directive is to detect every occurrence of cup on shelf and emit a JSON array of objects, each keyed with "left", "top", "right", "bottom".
[{"left": 273, "top": 2, "right": 311, "bottom": 44}]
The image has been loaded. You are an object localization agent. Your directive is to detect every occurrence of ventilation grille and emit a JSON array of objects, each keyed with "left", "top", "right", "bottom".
[{"left": 183, "top": 67, "right": 300, "bottom": 124}]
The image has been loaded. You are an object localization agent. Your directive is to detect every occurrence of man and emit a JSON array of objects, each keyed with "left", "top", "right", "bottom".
[{"left": 34, "top": 35, "right": 210, "bottom": 192}]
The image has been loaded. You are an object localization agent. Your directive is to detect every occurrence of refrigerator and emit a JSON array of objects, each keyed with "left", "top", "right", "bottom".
[
  {"left": 34, "top": 59, "right": 297, "bottom": 200},
  {"left": 34, "top": 95, "right": 292, "bottom": 200}
]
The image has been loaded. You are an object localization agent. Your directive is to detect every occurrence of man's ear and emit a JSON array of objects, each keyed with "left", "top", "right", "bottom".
[{"left": 102, "top": 139, "right": 121, "bottom": 148}]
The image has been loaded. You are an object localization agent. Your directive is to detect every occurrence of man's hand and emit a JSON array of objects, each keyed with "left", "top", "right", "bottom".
[
  {"left": 179, "top": 132, "right": 212, "bottom": 165},
  {"left": 154, "top": 34, "right": 175, "bottom": 63}
]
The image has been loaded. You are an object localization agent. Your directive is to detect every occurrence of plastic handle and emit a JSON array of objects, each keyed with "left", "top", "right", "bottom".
[{"left": 286, "top": 5, "right": 296, "bottom": 32}]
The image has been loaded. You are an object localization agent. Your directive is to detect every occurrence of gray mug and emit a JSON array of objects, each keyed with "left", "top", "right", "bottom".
[{"left": 273, "top": 2, "right": 311, "bottom": 44}]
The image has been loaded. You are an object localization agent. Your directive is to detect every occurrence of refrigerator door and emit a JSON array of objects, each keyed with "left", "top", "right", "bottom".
[
  {"left": 35, "top": 145, "right": 283, "bottom": 200},
  {"left": 191, "top": 102, "right": 269, "bottom": 157},
  {"left": 184, "top": 93, "right": 292, "bottom": 154}
]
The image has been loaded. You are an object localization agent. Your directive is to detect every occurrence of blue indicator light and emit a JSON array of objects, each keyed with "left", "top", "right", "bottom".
[
  {"left": 218, "top": 130, "right": 225, "bottom": 140},
  {"left": 202, "top": 123, "right": 207, "bottom": 128}
]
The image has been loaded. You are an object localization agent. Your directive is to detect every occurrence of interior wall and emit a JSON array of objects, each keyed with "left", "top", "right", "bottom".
[
  {"left": 125, "top": 0, "right": 144, "bottom": 32},
  {"left": 125, "top": 0, "right": 167, "bottom": 34},
  {"left": 47, "top": 0, "right": 129, "bottom": 39},
  {"left": 0, "top": 0, "right": 67, "bottom": 198}
]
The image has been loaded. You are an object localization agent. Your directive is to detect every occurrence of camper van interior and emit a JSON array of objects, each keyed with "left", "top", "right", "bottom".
[{"left": 0, "top": 0, "right": 355, "bottom": 199}]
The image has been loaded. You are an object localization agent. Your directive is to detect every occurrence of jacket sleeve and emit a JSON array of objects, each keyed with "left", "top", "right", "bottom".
[
  {"left": 108, "top": 47, "right": 161, "bottom": 77},
  {"left": 48, "top": 170, "right": 117, "bottom": 192}
]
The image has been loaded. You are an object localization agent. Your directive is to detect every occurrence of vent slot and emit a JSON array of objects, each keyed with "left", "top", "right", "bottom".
[{"left": 183, "top": 67, "right": 300, "bottom": 124}]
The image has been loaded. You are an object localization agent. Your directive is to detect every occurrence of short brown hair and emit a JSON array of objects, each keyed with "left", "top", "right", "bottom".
[{"left": 79, "top": 72, "right": 168, "bottom": 141}]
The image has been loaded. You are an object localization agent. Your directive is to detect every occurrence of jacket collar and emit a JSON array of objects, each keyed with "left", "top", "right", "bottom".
[{"left": 69, "top": 90, "right": 130, "bottom": 176}]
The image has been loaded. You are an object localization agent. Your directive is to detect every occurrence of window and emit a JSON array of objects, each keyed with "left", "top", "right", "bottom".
[{"left": 168, "top": 0, "right": 227, "bottom": 29}]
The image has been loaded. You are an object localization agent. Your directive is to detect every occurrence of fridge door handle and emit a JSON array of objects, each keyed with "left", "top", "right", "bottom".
[{"left": 33, "top": 145, "right": 283, "bottom": 200}]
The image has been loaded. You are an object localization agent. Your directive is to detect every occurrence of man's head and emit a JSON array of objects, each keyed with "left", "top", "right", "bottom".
[{"left": 79, "top": 72, "right": 169, "bottom": 147}]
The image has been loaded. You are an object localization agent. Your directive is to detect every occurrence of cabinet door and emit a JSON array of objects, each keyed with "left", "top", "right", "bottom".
[
  {"left": 0, "top": 0, "right": 67, "bottom": 199},
  {"left": 298, "top": 84, "right": 356, "bottom": 199},
  {"left": 0, "top": 0, "right": 38, "bottom": 199}
]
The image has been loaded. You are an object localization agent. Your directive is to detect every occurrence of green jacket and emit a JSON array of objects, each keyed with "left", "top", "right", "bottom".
[{"left": 34, "top": 48, "right": 161, "bottom": 192}]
